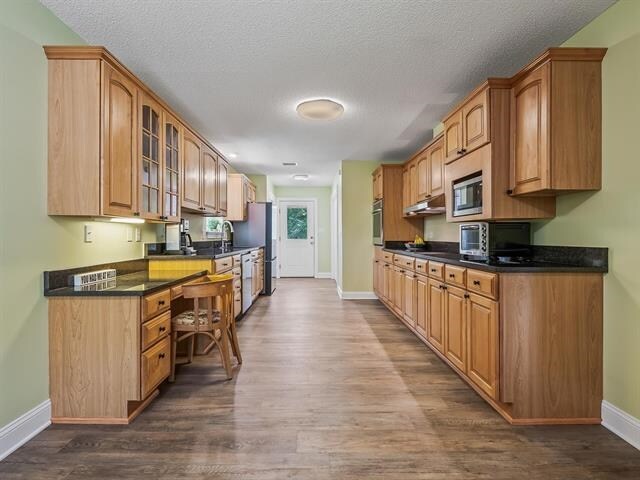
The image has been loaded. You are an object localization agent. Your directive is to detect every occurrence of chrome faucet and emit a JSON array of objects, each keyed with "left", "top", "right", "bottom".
[{"left": 221, "top": 220, "right": 234, "bottom": 252}]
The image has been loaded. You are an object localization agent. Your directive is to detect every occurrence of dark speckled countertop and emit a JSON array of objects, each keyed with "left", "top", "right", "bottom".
[
  {"left": 382, "top": 247, "right": 608, "bottom": 273},
  {"left": 145, "top": 245, "right": 263, "bottom": 260}
]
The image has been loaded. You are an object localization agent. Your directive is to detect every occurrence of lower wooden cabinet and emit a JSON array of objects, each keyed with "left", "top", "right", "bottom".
[
  {"left": 467, "top": 292, "right": 499, "bottom": 400},
  {"left": 426, "top": 278, "right": 445, "bottom": 354},
  {"left": 402, "top": 270, "right": 416, "bottom": 328},
  {"left": 415, "top": 274, "right": 428, "bottom": 338},
  {"left": 444, "top": 285, "right": 467, "bottom": 373}
]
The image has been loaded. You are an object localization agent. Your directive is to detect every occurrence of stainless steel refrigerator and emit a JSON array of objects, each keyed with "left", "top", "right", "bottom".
[{"left": 233, "top": 202, "right": 277, "bottom": 295}]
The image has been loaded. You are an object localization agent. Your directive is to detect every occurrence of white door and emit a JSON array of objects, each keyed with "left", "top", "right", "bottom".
[{"left": 279, "top": 200, "right": 315, "bottom": 277}]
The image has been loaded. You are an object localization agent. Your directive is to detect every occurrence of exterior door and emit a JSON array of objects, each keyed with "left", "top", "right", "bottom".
[
  {"left": 427, "top": 278, "right": 445, "bottom": 353},
  {"left": 415, "top": 274, "right": 428, "bottom": 338},
  {"left": 279, "top": 200, "right": 315, "bottom": 277},
  {"left": 163, "top": 113, "right": 181, "bottom": 222},
  {"left": 102, "top": 64, "right": 138, "bottom": 217},
  {"left": 429, "top": 138, "right": 445, "bottom": 197},
  {"left": 467, "top": 293, "right": 499, "bottom": 399},
  {"left": 139, "top": 93, "right": 163, "bottom": 220},
  {"left": 444, "top": 285, "right": 467, "bottom": 372},
  {"left": 202, "top": 145, "right": 218, "bottom": 213},
  {"left": 217, "top": 159, "right": 228, "bottom": 216},
  {"left": 182, "top": 129, "right": 202, "bottom": 211}
]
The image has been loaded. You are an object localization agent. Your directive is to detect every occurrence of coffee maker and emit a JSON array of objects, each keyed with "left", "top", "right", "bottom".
[{"left": 180, "top": 219, "right": 196, "bottom": 255}]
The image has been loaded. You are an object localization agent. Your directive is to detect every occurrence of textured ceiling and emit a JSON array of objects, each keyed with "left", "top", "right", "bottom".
[{"left": 41, "top": 0, "right": 613, "bottom": 186}]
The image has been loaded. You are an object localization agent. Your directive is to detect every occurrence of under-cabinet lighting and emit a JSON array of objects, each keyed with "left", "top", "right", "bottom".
[{"left": 106, "top": 217, "right": 146, "bottom": 224}]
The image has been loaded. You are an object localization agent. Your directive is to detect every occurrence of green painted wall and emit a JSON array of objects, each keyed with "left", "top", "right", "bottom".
[
  {"left": 340, "top": 161, "right": 381, "bottom": 292},
  {"left": 247, "top": 174, "right": 275, "bottom": 203},
  {"left": 274, "top": 186, "right": 332, "bottom": 274},
  {"left": 0, "top": 0, "right": 159, "bottom": 427},
  {"left": 532, "top": 0, "right": 640, "bottom": 419}
]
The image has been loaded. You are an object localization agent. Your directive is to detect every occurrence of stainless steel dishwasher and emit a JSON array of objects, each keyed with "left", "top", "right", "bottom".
[{"left": 241, "top": 253, "right": 253, "bottom": 314}]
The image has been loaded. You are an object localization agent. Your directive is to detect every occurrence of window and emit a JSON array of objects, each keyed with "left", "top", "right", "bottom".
[
  {"left": 205, "top": 217, "right": 224, "bottom": 239},
  {"left": 287, "top": 207, "right": 308, "bottom": 239}
]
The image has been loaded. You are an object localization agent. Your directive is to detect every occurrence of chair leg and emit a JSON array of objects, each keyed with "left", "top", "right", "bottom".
[
  {"left": 187, "top": 334, "right": 195, "bottom": 363},
  {"left": 169, "top": 330, "right": 178, "bottom": 383},
  {"left": 228, "top": 323, "right": 242, "bottom": 364},
  {"left": 218, "top": 330, "right": 233, "bottom": 380}
]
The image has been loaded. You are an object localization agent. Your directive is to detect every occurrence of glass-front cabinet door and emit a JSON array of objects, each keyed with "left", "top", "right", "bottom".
[
  {"left": 163, "top": 112, "right": 182, "bottom": 222},
  {"left": 139, "top": 93, "right": 163, "bottom": 220}
]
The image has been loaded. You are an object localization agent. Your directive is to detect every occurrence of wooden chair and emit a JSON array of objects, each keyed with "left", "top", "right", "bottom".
[{"left": 169, "top": 274, "right": 241, "bottom": 381}]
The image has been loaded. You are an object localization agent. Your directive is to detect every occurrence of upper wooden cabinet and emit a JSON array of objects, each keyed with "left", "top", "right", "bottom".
[
  {"left": 416, "top": 154, "right": 429, "bottom": 200},
  {"left": 44, "top": 46, "right": 232, "bottom": 221},
  {"left": 372, "top": 167, "right": 383, "bottom": 200},
  {"left": 226, "top": 174, "right": 256, "bottom": 221},
  {"left": 443, "top": 110, "right": 464, "bottom": 164},
  {"left": 510, "top": 49, "right": 606, "bottom": 195},
  {"left": 401, "top": 133, "right": 445, "bottom": 213},
  {"left": 428, "top": 137, "right": 445, "bottom": 198},
  {"left": 462, "top": 88, "right": 490, "bottom": 154},
  {"left": 102, "top": 64, "right": 138, "bottom": 217}
]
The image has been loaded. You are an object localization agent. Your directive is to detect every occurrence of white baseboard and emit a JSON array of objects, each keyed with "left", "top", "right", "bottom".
[
  {"left": 315, "top": 272, "right": 333, "bottom": 279},
  {"left": 0, "top": 399, "right": 51, "bottom": 461},
  {"left": 602, "top": 400, "right": 640, "bottom": 450},
  {"left": 339, "top": 291, "right": 377, "bottom": 300}
]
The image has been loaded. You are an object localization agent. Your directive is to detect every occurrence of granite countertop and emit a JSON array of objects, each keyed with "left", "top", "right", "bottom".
[
  {"left": 383, "top": 248, "right": 608, "bottom": 273},
  {"left": 145, "top": 245, "right": 263, "bottom": 260},
  {"left": 44, "top": 269, "right": 209, "bottom": 297}
]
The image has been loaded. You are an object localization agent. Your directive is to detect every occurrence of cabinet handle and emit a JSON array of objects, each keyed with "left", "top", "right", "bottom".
[
  {"left": 448, "top": 273, "right": 455, "bottom": 278},
  {"left": 473, "top": 280, "right": 481, "bottom": 286},
  {"left": 159, "top": 353, "right": 166, "bottom": 359},
  {"left": 159, "top": 326, "right": 166, "bottom": 332},
  {"left": 158, "top": 300, "right": 166, "bottom": 306},
  {"left": 506, "top": 189, "right": 514, "bottom": 195},
  {"left": 133, "top": 212, "right": 140, "bottom": 216},
  {"left": 431, "top": 268, "right": 436, "bottom": 273},
  {"left": 461, "top": 148, "right": 467, "bottom": 153},
  {"left": 464, "top": 293, "right": 470, "bottom": 299}
]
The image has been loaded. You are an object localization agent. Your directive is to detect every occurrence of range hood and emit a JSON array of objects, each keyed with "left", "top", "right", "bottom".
[{"left": 403, "top": 194, "right": 446, "bottom": 216}]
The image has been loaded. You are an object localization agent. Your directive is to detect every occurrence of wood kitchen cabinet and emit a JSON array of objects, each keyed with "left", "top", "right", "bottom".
[
  {"left": 510, "top": 49, "right": 606, "bottom": 195},
  {"left": 372, "top": 167, "right": 383, "bottom": 200},
  {"left": 416, "top": 154, "right": 429, "bottom": 201},
  {"left": 45, "top": 46, "right": 231, "bottom": 221},
  {"left": 428, "top": 136, "right": 445, "bottom": 198},
  {"left": 226, "top": 174, "right": 257, "bottom": 221},
  {"left": 443, "top": 110, "right": 464, "bottom": 164},
  {"left": 374, "top": 250, "right": 603, "bottom": 425},
  {"left": 402, "top": 134, "right": 445, "bottom": 210}
]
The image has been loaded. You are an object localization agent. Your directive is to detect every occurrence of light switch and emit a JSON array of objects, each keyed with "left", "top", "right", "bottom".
[
  {"left": 126, "top": 228, "right": 133, "bottom": 242},
  {"left": 84, "top": 224, "right": 94, "bottom": 243},
  {"left": 135, "top": 228, "right": 141, "bottom": 242}
]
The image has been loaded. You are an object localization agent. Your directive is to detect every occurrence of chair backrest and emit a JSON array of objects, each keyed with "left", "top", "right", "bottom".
[{"left": 182, "top": 277, "right": 234, "bottom": 331}]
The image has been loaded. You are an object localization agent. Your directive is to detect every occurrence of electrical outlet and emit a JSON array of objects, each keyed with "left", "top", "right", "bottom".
[
  {"left": 135, "top": 228, "right": 141, "bottom": 242},
  {"left": 84, "top": 224, "right": 94, "bottom": 243},
  {"left": 126, "top": 228, "right": 133, "bottom": 242}
]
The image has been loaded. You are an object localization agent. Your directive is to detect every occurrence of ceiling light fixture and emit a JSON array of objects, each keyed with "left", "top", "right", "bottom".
[
  {"left": 296, "top": 98, "right": 344, "bottom": 120},
  {"left": 282, "top": 162, "right": 298, "bottom": 166},
  {"left": 293, "top": 174, "right": 309, "bottom": 181},
  {"left": 227, "top": 153, "right": 238, "bottom": 159}
]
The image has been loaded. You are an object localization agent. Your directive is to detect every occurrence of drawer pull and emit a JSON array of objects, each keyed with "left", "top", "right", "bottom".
[
  {"left": 464, "top": 293, "right": 470, "bottom": 299},
  {"left": 431, "top": 268, "right": 436, "bottom": 272},
  {"left": 159, "top": 353, "right": 166, "bottom": 359},
  {"left": 473, "top": 280, "right": 481, "bottom": 286},
  {"left": 449, "top": 273, "right": 455, "bottom": 278},
  {"left": 159, "top": 326, "right": 166, "bottom": 332},
  {"left": 158, "top": 300, "right": 166, "bottom": 306}
]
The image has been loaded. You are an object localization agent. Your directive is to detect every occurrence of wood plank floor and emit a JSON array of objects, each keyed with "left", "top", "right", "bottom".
[{"left": 3, "top": 278, "right": 640, "bottom": 479}]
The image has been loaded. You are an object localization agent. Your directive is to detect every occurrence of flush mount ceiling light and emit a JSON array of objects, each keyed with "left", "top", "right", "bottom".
[
  {"left": 293, "top": 174, "right": 309, "bottom": 181},
  {"left": 227, "top": 152, "right": 238, "bottom": 159},
  {"left": 296, "top": 98, "right": 344, "bottom": 120}
]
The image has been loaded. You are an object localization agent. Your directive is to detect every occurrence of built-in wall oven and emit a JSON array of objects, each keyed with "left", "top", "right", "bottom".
[
  {"left": 453, "top": 174, "right": 483, "bottom": 217},
  {"left": 373, "top": 200, "right": 383, "bottom": 246}
]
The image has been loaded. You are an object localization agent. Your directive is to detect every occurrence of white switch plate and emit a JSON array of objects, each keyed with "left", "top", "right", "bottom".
[
  {"left": 135, "top": 228, "right": 141, "bottom": 242},
  {"left": 126, "top": 228, "right": 133, "bottom": 242},
  {"left": 84, "top": 224, "right": 93, "bottom": 243}
]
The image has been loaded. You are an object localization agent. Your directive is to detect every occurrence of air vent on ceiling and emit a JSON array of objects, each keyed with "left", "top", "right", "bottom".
[{"left": 282, "top": 162, "right": 298, "bottom": 166}]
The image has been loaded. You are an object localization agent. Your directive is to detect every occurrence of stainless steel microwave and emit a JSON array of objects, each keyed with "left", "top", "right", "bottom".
[
  {"left": 453, "top": 174, "right": 482, "bottom": 217},
  {"left": 459, "top": 222, "right": 531, "bottom": 258},
  {"left": 373, "top": 200, "right": 383, "bottom": 246}
]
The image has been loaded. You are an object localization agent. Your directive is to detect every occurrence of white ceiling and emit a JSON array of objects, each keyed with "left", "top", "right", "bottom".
[{"left": 41, "top": 0, "right": 613, "bottom": 186}]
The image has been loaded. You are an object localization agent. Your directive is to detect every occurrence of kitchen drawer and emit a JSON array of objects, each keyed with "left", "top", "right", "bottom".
[
  {"left": 232, "top": 266, "right": 242, "bottom": 280},
  {"left": 233, "top": 280, "right": 242, "bottom": 295},
  {"left": 142, "top": 289, "right": 171, "bottom": 321},
  {"left": 234, "top": 298, "right": 242, "bottom": 318},
  {"left": 427, "top": 261, "right": 444, "bottom": 281},
  {"left": 394, "top": 254, "right": 415, "bottom": 271},
  {"left": 232, "top": 254, "right": 242, "bottom": 265},
  {"left": 382, "top": 251, "right": 394, "bottom": 262},
  {"left": 141, "top": 310, "right": 171, "bottom": 351},
  {"left": 444, "top": 264, "right": 466, "bottom": 288},
  {"left": 214, "top": 257, "right": 234, "bottom": 273},
  {"left": 141, "top": 336, "right": 171, "bottom": 398},
  {"left": 374, "top": 246, "right": 384, "bottom": 261},
  {"left": 467, "top": 269, "right": 499, "bottom": 299},
  {"left": 250, "top": 250, "right": 259, "bottom": 259},
  {"left": 415, "top": 259, "right": 428, "bottom": 275},
  {"left": 170, "top": 275, "right": 206, "bottom": 299}
]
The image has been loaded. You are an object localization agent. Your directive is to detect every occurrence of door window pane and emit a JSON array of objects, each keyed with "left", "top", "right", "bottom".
[{"left": 287, "top": 207, "right": 308, "bottom": 239}]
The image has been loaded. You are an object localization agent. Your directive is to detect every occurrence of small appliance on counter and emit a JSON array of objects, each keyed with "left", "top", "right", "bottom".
[
  {"left": 180, "top": 219, "right": 196, "bottom": 255},
  {"left": 459, "top": 222, "right": 531, "bottom": 259}
]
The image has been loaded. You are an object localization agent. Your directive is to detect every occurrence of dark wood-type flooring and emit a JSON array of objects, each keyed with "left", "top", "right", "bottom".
[{"left": 2, "top": 278, "right": 640, "bottom": 479}]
